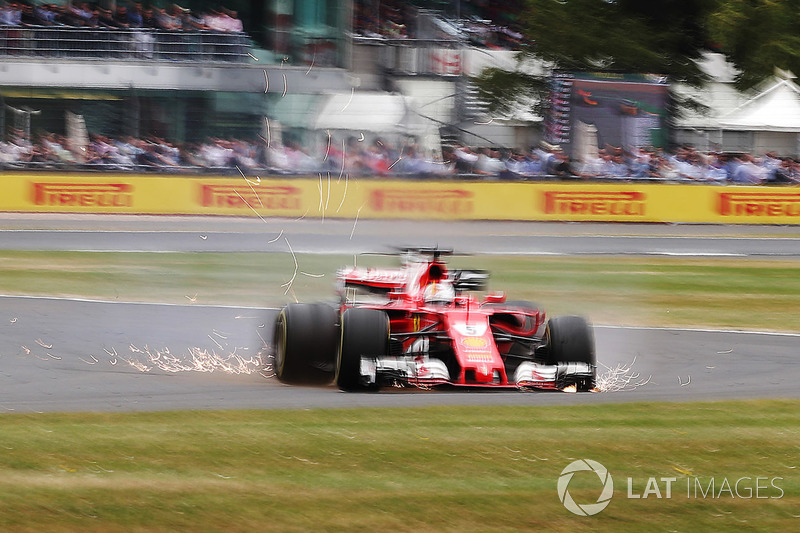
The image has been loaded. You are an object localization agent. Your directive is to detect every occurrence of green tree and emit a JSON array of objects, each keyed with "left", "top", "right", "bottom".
[
  {"left": 474, "top": 0, "right": 719, "bottom": 116},
  {"left": 709, "top": 0, "right": 800, "bottom": 89}
]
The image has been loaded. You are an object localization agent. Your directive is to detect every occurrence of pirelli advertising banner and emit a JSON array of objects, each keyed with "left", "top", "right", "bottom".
[{"left": 2, "top": 173, "right": 800, "bottom": 224}]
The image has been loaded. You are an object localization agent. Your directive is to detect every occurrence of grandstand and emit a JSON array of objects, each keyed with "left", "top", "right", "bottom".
[{"left": 0, "top": 0, "right": 532, "bottom": 174}]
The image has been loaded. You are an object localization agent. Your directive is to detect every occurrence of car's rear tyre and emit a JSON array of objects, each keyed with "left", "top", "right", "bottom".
[
  {"left": 336, "top": 308, "right": 389, "bottom": 391},
  {"left": 273, "top": 303, "right": 339, "bottom": 384},
  {"left": 543, "top": 315, "right": 596, "bottom": 390}
]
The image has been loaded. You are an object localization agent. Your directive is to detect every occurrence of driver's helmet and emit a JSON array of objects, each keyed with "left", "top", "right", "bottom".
[{"left": 423, "top": 280, "right": 455, "bottom": 303}]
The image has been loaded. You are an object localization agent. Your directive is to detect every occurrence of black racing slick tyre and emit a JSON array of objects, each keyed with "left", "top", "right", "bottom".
[
  {"left": 544, "top": 315, "right": 595, "bottom": 364},
  {"left": 336, "top": 308, "right": 389, "bottom": 392},
  {"left": 544, "top": 315, "right": 596, "bottom": 389},
  {"left": 273, "top": 303, "right": 339, "bottom": 385}
]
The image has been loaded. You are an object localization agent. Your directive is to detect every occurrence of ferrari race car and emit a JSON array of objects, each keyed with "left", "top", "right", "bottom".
[{"left": 272, "top": 247, "right": 595, "bottom": 392}]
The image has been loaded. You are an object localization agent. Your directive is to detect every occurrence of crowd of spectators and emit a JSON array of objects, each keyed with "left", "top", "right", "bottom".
[
  {"left": 573, "top": 144, "right": 800, "bottom": 184},
  {"left": 0, "top": 130, "right": 262, "bottom": 173},
  {"left": 0, "top": 1, "right": 243, "bottom": 32},
  {"left": 2, "top": 129, "right": 799, "bottom": 184}
]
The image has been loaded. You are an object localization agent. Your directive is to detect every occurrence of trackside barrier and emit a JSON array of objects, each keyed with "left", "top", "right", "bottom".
[{"left": 2, "top": 173, "right": 799, "bottom": 224}]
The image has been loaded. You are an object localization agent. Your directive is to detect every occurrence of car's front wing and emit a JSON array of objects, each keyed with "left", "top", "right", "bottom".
[{"left": 358, "top": 355, "right": 594, "bottom": 391}]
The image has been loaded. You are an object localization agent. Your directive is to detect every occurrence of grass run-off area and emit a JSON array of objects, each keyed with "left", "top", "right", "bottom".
[
  {"left": 0, "top": 251, "right": 798, "bottom": 531},
  {"left": 0, "top": 401, "right": 797, "bottom": 532},
  {"left": 0, "top": 251, "right": 797, "bottom": 332}
]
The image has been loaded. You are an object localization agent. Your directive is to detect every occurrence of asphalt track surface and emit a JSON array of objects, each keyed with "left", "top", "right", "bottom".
[
  {"left": 0, "top": 214, "right": 799, "bottom": 257},
  {"left": 0, "top": 215, "right": 798, "bottom": 413},
  {"left": 0, "top": 296, "right": 798, "bottom": 413}
]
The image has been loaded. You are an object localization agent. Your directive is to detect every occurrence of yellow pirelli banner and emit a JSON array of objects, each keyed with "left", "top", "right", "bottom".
[{"left": 2, "top": 173, "right": 799, "bottom": 224}]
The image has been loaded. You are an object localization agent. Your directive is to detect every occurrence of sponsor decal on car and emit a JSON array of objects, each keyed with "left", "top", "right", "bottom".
[
  {"left": 717, "top": 191, "right": 800, "bottom": 217},
  {"left": 199, "top": 184, "right": 301, "bottom": 210},
  {"left": 31, "top": 182, "right": 133, "bottom": 207},
  {"left": 461, "top": 337, "right": 488, "bottom": 349},
  {"left": 452, "top": 322, "right": 488, "bottom": 337},
  {"left": 342, "top": 268, "right": 408, "bottom": 286},
  {"left": 543, "top": 191, "right": 646, "bottom": 216},
  {"left": 460, "top": 336, "right": 494, "bottom": 362}
]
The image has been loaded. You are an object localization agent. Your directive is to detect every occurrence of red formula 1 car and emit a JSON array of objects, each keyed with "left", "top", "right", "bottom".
[{"left": 273, "top": 247, "right": 595, "bottom": 392}]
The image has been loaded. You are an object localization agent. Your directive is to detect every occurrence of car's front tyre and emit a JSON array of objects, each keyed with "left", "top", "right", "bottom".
[
  {"left": 336, "top": 308, "right": 389, "bottom": 391},
  {"left": 543, "top": 315, "right": 596, "bottom": 390}
]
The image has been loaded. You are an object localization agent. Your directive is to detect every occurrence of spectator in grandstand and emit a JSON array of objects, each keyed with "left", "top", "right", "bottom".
[
  {"left": 474, "top": 148, "right": 506, "bottom": 176},
  {"left": 18, "top": 2, "right": 37, "bottom": 25},
  {"left": 672, "top": 147, "right": 705, "bottom": 180},
  {"left": 229, "top": 139, "right": 258, "bottom": 170},
  {"left": 352, "top": 0, "right": 408, "bottom": 39},
  {"left": 761, "top": 151, "right": 782, "bottom": 181},
  {"left": 112, "top": 136, "right": 144, "bottom": 165},
  {"left": 0, "top": 2, "right": 21, "bottom": 26},
  {"left": 534, "top": 142, "right": 565, "bottom": 175},
  {"left": 97, "top": 7, "right": 119, "bottom": 29},
  {"left": 0, "top": 129, "right": 32, "bottom": 164},
  {"left": 549, "top": 147, "right": 574, "bottom": 178},
  {"left": 112, "top": 5, "right": 130, "bottom": 28},
  {"left": 194, "top": 138, "right": 230, "bottom": 168},
  {"left": 127, "top": 2, "right": 143, "bottom": 27},
  {"left": 204, "top": 8, "right": 232, "bottom": 32},
  {"left": 390, "top": 143, "right": 452, "bottom": 176},
  {"left": 33, "top": 3, "right": 58, "bottom": 25},
  {"left": 353, "top": 0, "right": 380, "bottom": 37},
  {"left": 576, "top": 149, "right": 608, "bottom": 178},
  {"left": 155, "top": 6, "right": 181, "bottom": 30},
  {"left": 39, "top": 133, "right": 77, "bottom": 164},
  {"left": 220, "top": 8, "right": 243, "bottom": 33},
  {"left": 622, "top": 148, "right": 651, "bottom": 178},
  {"left": 452, "top": 144, "right": 479, "bottom": 173},
  {"left": 361, "top": 142, "right": 391, "bottom": 175},
  {"left": 141, "top": 6, "right": 158, "bottom": 28},
  {"left": 128, "top": 3, "right": 155, "bottom": 57},
  {"left": 281, "top": 140, "right": 320, "bottom": 173},
  {"left": 65, "top": 1, "right": 96, "bottom": 27},
  {"left": 647, "top": 153, "right": 676, "bottom": 180},
  {"left": 504, "top": 150, "right": 543, "bottom": 178},
  {"left": 730, "top": 153, "right": 766, "bottom": 184},
  {"left": 179, "top": 6, "right": 209, "bottom": 31},
  {"left": 772, "top": 157, "right": 800, "bottom": 184},
  {"left": 134, "top": 138, "right": 181, "bottom": 169},
  {"left": 695, "top": 152, "right": 727, "bottom": 182}
]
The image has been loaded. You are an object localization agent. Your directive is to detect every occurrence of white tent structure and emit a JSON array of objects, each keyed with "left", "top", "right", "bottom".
[
  {"left": 672, "top": 54, "right": 800, "bottom": 155},
  {"left": 715, "top": 73, "right": 800, "bottom": 154}
]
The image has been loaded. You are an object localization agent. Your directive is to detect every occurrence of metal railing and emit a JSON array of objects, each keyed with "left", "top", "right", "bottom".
[{"left": 0, "top": 25, "right": 252, "bottom": 63}]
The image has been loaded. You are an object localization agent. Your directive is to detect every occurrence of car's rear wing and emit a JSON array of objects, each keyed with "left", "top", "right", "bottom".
[{"left": 337, "top": 267, "right": 408, "bottom": 294}]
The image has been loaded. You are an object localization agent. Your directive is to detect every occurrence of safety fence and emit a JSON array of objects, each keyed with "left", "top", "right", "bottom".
[
  {"left": 1, "top": 173, "right": 798, "bottom": 224},
  {"left": 0, "top": 25, "right": 251, "bottom": 63}
]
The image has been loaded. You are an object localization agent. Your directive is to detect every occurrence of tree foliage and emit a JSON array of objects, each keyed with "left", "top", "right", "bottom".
[
  {"left": 472, "top": 66, "right": 548, "bottom": 117},
  {"left": 473, "top": 0, "right": 720, "bottom": 118},
  {"left": 474, "top": 0, "right": 800, "bottom": 116},
  {"left": 709, "top": 0, "right": 800, "bottom": 89},
  {"left": 521, "top": 0, "right": 714, "bottom": 84}
]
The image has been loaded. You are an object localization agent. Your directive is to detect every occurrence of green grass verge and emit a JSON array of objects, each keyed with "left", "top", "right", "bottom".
[
  {"left": 0, "top": 251, "right": 798, "bottom": 331},
  {"left": 0, "top": 401, "right": 796, "bottom": 532}
]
